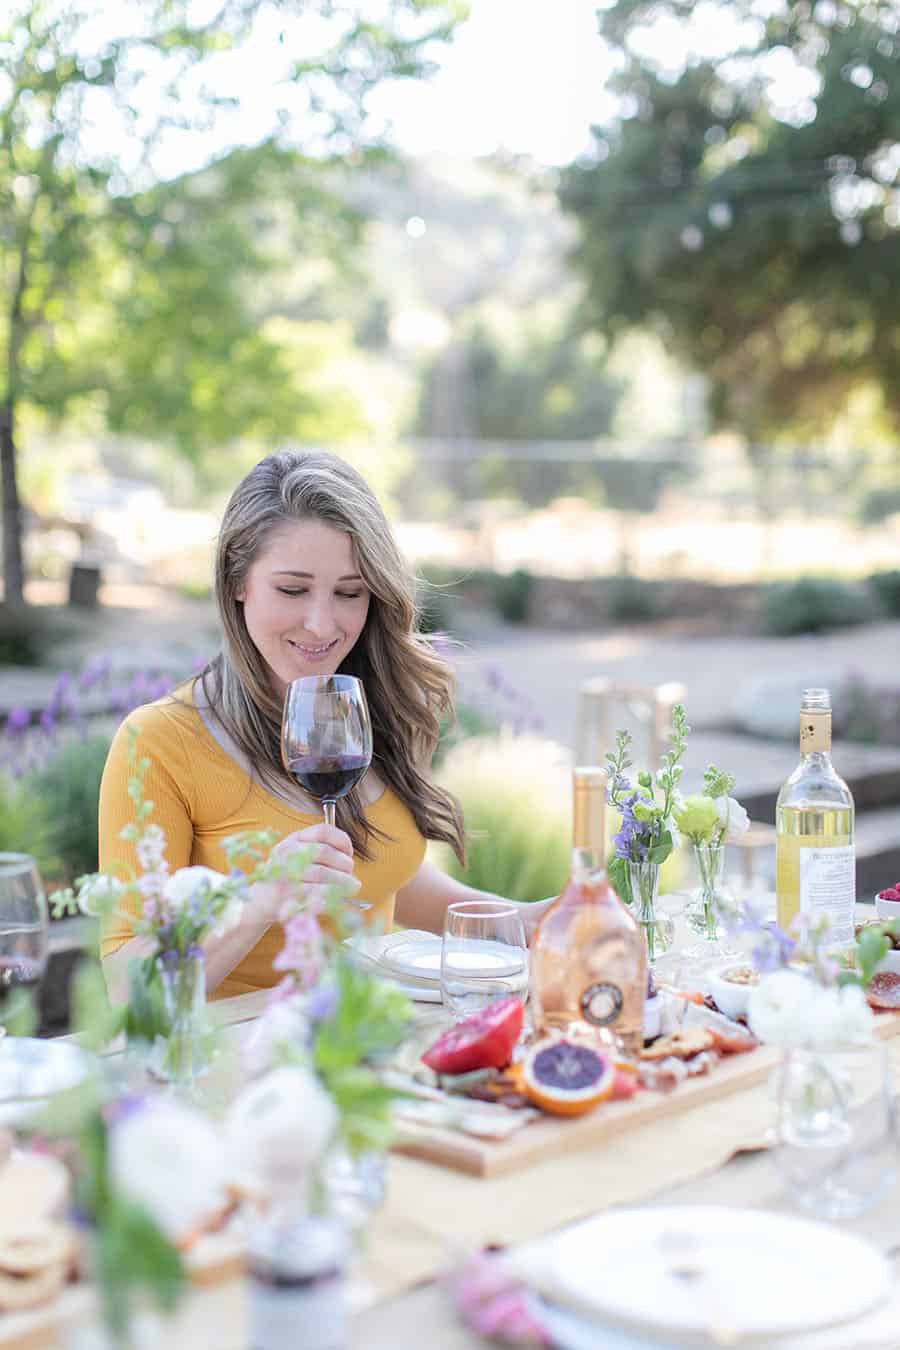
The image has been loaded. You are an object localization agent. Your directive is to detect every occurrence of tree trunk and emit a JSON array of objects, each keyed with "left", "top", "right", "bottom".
[{"left": 0, "top": 399, "right": 25, "bottom": 607}]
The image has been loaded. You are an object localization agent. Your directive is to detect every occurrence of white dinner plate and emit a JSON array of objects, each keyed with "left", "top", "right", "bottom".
[
  {"left": 0, "top": 1037, "right": 92, "bottom": 1124},
  {"left": 509, "top": 1205, "right": 891, "bottom": 1346},
  {"left": 381, "top": 936, "right": 526, "bottom": 982}
]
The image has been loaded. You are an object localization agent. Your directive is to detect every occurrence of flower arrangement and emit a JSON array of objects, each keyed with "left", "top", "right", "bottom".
[
  {"left": 673, "top": 764, "right": 750, "bottom": 945},
  {"left": 605, "top": 702, "right": 690, "bottom": 900},
  {"left": 605, "top": 704, "right": 690, "bottom": 959}
]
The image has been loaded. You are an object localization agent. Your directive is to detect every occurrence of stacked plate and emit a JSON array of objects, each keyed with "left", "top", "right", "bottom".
[{"left": 344, "top": 930, "right": 445, "bottom": 1002}]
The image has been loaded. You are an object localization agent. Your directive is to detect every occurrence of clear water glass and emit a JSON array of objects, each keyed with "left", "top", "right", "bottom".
[
  {"left": 0, "top": 854, "right": 48, "bottom": 1016},
  {"left": 440, "top": 900, "right": 528, "bottom": 1021},
  {"left": 774, "top": 1041, "right": 896, "bottom": 1220}
]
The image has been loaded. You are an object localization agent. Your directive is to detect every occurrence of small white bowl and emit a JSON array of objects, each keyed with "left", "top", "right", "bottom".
[
  {"left": 874, "top": 948, "right": 900, "bottom": 977},
  {"left": 875, "top": 894, "right": 900, "bottom": 920},
  {"left": 706, "top": 962, "right": 760, "bottom": 1021}
]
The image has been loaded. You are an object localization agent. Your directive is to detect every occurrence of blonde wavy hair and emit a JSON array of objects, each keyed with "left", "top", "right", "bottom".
[{"left": 201, "top": 449, "right": 464, "bottom": 862}]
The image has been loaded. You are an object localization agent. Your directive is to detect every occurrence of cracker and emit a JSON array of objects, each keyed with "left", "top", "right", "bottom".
[{"left": 640, "top": 1027, "right": 714, "bottom": 1061}]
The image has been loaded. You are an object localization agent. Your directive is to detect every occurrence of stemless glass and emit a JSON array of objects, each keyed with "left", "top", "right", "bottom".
[
  {"left": 0, "top": 853, "right": 49, "bottom": 1012},
  {"left": 281, "top": 675, "right": 373, "bottom": 828},
  {"left": 440, "top": 900, "right": 528, "bottom": 1021}
]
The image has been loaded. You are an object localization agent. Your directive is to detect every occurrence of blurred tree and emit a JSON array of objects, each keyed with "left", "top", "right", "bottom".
[
  {"left": 563, "top": 1, "right": 900, "bottom": 451},
  {"left": 0, "top": 0, "right": 465, "bottom": 605}
]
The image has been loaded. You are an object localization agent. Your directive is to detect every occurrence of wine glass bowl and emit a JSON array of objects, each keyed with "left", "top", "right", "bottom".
[
  {"left": 281, "top": 675, "right": 373, "bottom": 828},
  {"left": 0, "top": 854, "right": 49, "bottom": 1008}
]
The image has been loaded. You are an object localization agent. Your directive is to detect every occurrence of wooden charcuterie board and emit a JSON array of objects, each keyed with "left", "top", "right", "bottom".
[{"left": 391, "top": 1008, "right": 900, "bottom": 1178}]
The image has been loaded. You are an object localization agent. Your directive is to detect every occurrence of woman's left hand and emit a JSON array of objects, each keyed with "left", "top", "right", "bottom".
[{"left": 521, "top": 895, "right": 557, "bottom": 945}]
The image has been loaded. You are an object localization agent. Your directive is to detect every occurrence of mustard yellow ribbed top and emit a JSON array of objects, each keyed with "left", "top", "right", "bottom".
[{"left": 97, "top": 685, "right": 426, "bottom": 998}]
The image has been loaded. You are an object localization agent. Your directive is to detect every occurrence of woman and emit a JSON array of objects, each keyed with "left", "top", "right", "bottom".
[{"left": 99, "top": 449, "right": 549, "bottom": 999}]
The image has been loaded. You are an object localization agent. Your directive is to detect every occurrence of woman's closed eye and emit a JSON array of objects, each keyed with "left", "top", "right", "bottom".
[{"left": 277, "top": 588, "right": 364, "bottom": 600}]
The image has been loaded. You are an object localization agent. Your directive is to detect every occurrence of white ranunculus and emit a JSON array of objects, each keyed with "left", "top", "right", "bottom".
[
  {"left": 808, "top": 983, "right": 875, "bottom": 1049},
  {"left": 213, "top": 895, "right": 244, "bottom": 938},
  {"left": 108, "top": 1100, "right": 229, "bottom": 1242},
  {"left": 749, "top": 971, "right": 876, "bottom": 1050},
  {"left": 162, "top": 866, "right": 229, "bottom": 910},
  {"left": 77, "top": 874, "right": 124, "bottom": 917},
  {"left": 748, "top": 970, "right": 820, "bottom": 1048},
  {"left": 225, "top": 1065, "right": 337, "bottom": 1197},
  {"left": 715, "top": 795, "right": 750, "bottom": 841},
  {"left": 242, "top": 996, "right": 310, "bottom": 1077}
]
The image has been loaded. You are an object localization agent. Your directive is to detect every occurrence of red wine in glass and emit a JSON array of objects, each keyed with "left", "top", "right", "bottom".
[
  {"left": 287, "top": 754, "right": 370, "bottom": 802},
  {"left": 281, "top": 675, "right": 373, "bottom": 828}
]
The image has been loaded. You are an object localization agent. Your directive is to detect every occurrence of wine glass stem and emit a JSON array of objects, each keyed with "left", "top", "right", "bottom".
[{"left": 323, "top": 800, "right": 336, "bottom": 828}]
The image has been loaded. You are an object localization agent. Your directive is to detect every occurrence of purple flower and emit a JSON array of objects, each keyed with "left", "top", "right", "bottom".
[
  {"left": 39, "top": 707, "right": 56, "bottom": 733},
  {"left": 5, "top": 705, "right": 30, "bottom": 733},
  {"left": 306, "top": 983, "right": 339, "bottom": 1022}
]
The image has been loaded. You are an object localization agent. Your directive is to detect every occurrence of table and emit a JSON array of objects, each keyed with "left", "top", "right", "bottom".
[{"left": 14, "top": 928, "right": 900, "bottom": 1348}]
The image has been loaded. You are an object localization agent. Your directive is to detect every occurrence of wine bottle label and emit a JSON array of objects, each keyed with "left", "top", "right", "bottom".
[
  {"left": 580, "top": 981, "right": 624, "bottom": 1027},
  {"left": 799, "top": 710, "right": 831, "bottom": 752},
  {"left": 799, "top": 845, "right": 855, "bottom": 944}
]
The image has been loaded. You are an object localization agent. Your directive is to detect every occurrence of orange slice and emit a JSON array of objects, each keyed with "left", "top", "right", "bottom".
[{"left": 522, "top": 1039, "right": 615, "bottom": 1116}]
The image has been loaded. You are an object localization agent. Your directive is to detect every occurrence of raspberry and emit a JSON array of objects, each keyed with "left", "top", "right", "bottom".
[{"left": 879, "top": 888, "right": 900, "bottom": 901}]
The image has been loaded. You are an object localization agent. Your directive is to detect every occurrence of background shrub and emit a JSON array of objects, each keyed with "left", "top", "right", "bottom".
[
  {"left": 0, "top": 605, "right": 71, "bottom": 666},
  {"left": 606, "top": 574, "right": 660, "bottom": 623},
  {"left": 490, "top": 568, "right": 533, "bottom": 624},
  {"left": 762, "top": 576, "right": 875, "bottom": 636},
  {"left": 431, "top": 733, "right": 572, "bottom": 902},
  {"left": 32, "top": 732, "right": 111, "bottom": 885},
  {"left": 867, "top": 570, "right": 900, "bottom": 619},
  {"left": 0, "top": 771, "right": 54, "bottom": 877}
]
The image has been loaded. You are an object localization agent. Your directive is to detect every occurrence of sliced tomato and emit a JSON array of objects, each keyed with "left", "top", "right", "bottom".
[
  {"left": 866, "top": 970, "right": 900, "bottom": 1010},
  {"left": 422, "top": 997, "right": 525, "bottom": 1074}
]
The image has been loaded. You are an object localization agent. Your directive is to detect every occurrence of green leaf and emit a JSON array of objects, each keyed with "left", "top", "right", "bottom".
[{"left": 608, "top": 855, "right": 632, "bottom": 904}]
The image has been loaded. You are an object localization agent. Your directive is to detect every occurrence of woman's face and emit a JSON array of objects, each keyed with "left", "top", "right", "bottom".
[{"left": 237, "top": 519, "right": 370, "bottom": 694}]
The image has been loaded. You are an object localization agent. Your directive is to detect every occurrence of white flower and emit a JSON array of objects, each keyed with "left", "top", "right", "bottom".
[
  {"left": 225, "top": 1066, "right": 337, "bottom": 1197},
  {"left": 108, "top": 1100, "right": 229, "bottom": 1243},
  {"left": 749, "top": 970, "right": 876, "bottom": 1050},
  {"left": 748, "top": 970, "right": 820, "bottom": 1048},
  {"left": 163, "top": 866, "right": 229, "bottom": 910},
  {"left": 77, "top": 873, "right": 124, "bottom": 917},
  {"left": 715, "top": 795, "right": 750, "bottom": 841},
  {"left": 808, "top": 983, "right": 875, "bottom": 1049},
  {"left": 213, "top": 895, "right": 244, "bottom": 938},
  {"left": 242, "top": 995, "right": 310, "bottom": 1077}
]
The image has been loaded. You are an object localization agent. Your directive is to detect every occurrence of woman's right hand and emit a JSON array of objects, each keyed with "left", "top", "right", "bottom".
[{"left": 250, "top": 823, "right": 360, "bottom": 924}]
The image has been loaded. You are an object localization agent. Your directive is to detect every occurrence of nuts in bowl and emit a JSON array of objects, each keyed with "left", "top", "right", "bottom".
[{"left": 707, "top": 962, "right": 760, "bottom": 1021}]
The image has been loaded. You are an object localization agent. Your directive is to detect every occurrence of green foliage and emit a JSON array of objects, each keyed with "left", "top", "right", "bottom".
[
  {"left": 491, "top": 569, "right": 533, "bottom": 624},
  {"left": 311, "top": 960, "right": 411, "bottom": 1153},
  {"left": 606, "top": 575, "right": 660, "bottom": 623},
  {"left": 868, "top": 570, "right": 900, "bottom": 619},
  {"left": 0, "top": 605, "right": 67, "bottom": 665},
  {"left": 0, "top": 770, "right": 55, "bottom": 877},
  {"left": 562, "top": 1, "right": 900, "bottom": 441},
  {"left": 431, "top": 734, "right": 572, "bottom": 902},
  {"left": 762, "top": 577, "right": 875, "bottom": 636},
  {"left": 1, "top": 0, "right": 465, "bottom": 599},
  {"left": 32, "top": 733, "right": 110, "bottom": 884},
  {"left": 858, "top": 488, "right": 900, "bottom": 526}
]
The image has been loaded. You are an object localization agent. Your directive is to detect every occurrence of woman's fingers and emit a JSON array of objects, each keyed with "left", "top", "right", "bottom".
[
  {"left": 274, "top": 825, "right": 355, "bottom": 874},
  {"left": 299, "top": 864, "right": 362, "bottom": 892}
]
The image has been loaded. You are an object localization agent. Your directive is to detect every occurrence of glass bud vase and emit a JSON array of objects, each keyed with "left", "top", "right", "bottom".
[
  {"left": 157, "top": 949, "right": 208, "bottom": 1093},
  {"left": 774, "top": 1040, "right": 897, "bottom": 1220},
  {"left": 684, "top": 842, "right": 740, "bottom": 963},
  {"left": 627, "top": 859, "right": 673, "bottom": 966}
]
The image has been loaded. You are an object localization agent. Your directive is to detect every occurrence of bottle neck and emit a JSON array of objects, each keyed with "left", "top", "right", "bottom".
[
  {"left": 570, "top": 846, "right": 607, "bottom": 883},
  {"left": 799, "top": 707, "right": 832, "bottom": 758}
]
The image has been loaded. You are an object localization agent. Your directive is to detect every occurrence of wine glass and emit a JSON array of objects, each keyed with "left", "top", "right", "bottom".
[
  {"left": 281, "top": 675, "right": 373, "bottom": 829},
  {"left": 440, "top": 900, "right": 528, "bottom": 1020},
  {"left": 0, "top": 854, "right": 49, "bottom": 1023}
]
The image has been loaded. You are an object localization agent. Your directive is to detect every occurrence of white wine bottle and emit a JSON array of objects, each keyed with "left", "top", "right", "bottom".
[{"left": 775, "top": 688, "right": 855, "bottom": 942}]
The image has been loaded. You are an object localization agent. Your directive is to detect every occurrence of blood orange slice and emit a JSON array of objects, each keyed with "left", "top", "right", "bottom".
[
  {"left": 522, "top": 1039, "right": 615, "bottom": 1116},
  {"left": 866, "top": 970, "right": 900, "bottom": 1010}
]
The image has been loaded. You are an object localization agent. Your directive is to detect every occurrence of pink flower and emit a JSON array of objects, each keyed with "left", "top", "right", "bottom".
[
  {"left": 450, "top": 1253, "right": 550, "bottom": 1347},
  {"left": 273, "top": 911, "right": 324, "bottom": 988}
]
